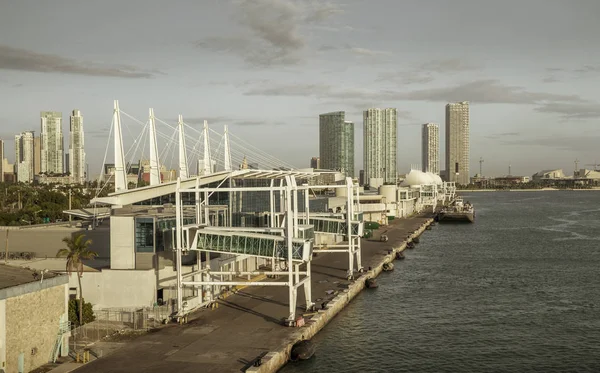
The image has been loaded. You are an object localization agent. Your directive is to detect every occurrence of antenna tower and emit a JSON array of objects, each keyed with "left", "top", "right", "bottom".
[{"left": 479, "top": 157, "right": 484, "bottom": 176}]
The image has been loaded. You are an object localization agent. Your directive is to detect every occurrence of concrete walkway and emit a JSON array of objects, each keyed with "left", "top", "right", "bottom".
[{"left": 57, "top": 215, "right": 432, "bottom": 373}]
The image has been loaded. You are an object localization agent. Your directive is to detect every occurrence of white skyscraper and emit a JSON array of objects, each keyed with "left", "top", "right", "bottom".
[
  {"left": 422, "top": 123, "right": 440, "bottom": 175},
  {"left": 363, "top": 108, "right": 397, "bottom": 186},
  {"left": 15, "top": 131, "right": 35, "bottom": 183},
  {"left": 41, "top": 111, "right": 63, "bottom": 175},
  {"left": 445, "top": 101, "right": 470, "bottom": 185},
  {"left": 69, "top": 109, "right": 86, "bottom": 184}
]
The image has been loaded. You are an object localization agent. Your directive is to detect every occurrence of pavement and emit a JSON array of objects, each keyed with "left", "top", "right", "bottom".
[{"left": 50, "top": 214, "right": 432, "bottom": 373}]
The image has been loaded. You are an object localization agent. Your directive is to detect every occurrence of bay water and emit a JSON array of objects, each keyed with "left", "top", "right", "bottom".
[{"left": 281, "top": 191, "right": 600, "bottom": 373}]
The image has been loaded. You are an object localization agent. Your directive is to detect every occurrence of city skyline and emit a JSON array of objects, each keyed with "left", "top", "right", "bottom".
[{"left": 1, "top": 0, "right": 599, "bottom": 177}]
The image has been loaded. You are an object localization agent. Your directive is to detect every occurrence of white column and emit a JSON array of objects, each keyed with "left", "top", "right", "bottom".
[
  {"left": 223, "top": 125, "right": 232, "bottom": 172},
  {"left": 203, "top": 120, "right": 212, "bottom": 175},
  {"left": 175, "top": 178, "right": 183, "bottom": 314},
  {"left": 285, "top": 176, "right": 296, "bottom": 323},
  {"left": 178, "top": 115, "right": 189, "bottom": 179},
  {"left": 113, "top": 100, "right": 128, "bottom": 191},
  {"left": 148, "top": 108, "right": 161, "bottom": 186},
  {"left": 346, "top": 177, "right": 354, "bottom": 278},
  {"left": 269, "top": 179, "right": 275, "bottom": 227}
]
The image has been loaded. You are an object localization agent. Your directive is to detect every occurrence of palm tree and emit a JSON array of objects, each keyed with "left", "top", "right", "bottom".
[{"left": 57, "top": 233, "right": 97, "bottom": 325}]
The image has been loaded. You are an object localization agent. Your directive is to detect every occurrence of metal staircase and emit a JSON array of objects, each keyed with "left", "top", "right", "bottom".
[{"left": 50, "top": 320, "right": 71, "bottom": 363}]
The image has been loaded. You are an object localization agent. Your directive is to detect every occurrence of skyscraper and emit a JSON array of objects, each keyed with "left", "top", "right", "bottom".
[
  {"left": 319, "top": 112, "right": 354, "bottom": 177},
  {"left": 422, "top": 123, "right": 440, "bottom": 175},
  {"left": 33, "top": 136, "right": 41, "bottom": 176},
  {"left": 363, "top": 108, "right": 397, "bottom": 186},
  {"left": 69, "top": 109, "right": 86, "bottom": 184},
  {"left": 310, "top": 157, "right": 320, "bottom": 169},
  {"left": 445, "top": 101, "right": 470, "bottom": 185},
  {"left": 40, "top": 111, "right": 63, "bottom": 174},
  {"left": 15, "top": 131, "right": 35, "bottom": 183}
]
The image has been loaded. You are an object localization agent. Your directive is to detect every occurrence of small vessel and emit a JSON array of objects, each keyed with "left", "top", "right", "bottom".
[{"left": 438, "top": 197, "right": 475, "bottom": 223}]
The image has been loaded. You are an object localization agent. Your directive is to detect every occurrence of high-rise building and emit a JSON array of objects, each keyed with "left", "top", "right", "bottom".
[
  {"left": 15, "top": 131, "right": 35, "bottom": 183},
  {"left": 319, "top": 111, "right": 354, "bottom": 177},
  {"left": 40, "top": 111, "right": 63, "bottom": 175},
  {"left": 69, "top": 109, "right": 86, "bottom": 184},
  {"left": 33, "top": 136, "right": 41, "bottom": 175},
  {"left": 445, "top": 101, "right": 470, "bottom": 185},
  {"left": 0, "top": 139, "right": 4, "bottom": 182},
  {"left": 363, "top": 108, "right": 397, "bottom": 186},
  {"left": 422, "top": 123, "right": 440, "bottom": 175},
  {"left": 310, "top": 157, "right": 320, "bottom": 169}
]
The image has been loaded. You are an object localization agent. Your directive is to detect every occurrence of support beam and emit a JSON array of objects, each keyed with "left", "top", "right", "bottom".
[
  {"left": 223, "top": 125, "right": 232, "bottom": 172},
  {"left": 113, "top": 100, "right": 127, "bottom": 192},
  {"left": 182, "top": 281, "right": 289, "bottom": 287},
  {"left": 178, "top": 114, "right": 189, "bottom": 179},
  {"left": 148, "top": 108, "right": 161, "bottom": 186},
  {"left": 203, "top": 120, "right": 212, "bottom": 175},
  {"left": 175, "top": 178, "right": 183, "bottom": 314}
]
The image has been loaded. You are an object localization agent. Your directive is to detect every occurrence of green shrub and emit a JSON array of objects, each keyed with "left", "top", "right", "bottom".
[{"left": 68, "top": 298, "right": 95, "bottom": 326}]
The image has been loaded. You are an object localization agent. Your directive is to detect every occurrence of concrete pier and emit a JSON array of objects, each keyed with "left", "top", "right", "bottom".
[{"left": 70, "top": 214, "right": 434, "bottom": 373}]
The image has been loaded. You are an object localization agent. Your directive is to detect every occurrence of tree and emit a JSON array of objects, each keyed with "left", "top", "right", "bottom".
[{"left": 57, "top": 233, "right": 97, "bottom": 326}]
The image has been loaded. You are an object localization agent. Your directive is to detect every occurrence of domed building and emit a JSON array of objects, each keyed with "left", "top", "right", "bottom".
[{"left": 400, "top": 169, "right": 435, "bottom": 187}]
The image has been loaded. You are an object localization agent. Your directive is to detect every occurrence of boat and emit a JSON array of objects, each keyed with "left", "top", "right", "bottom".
[{"left": 438, "top": 197, "right": 475, "bottom": 223}]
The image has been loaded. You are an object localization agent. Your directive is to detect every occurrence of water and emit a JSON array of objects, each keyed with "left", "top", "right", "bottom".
[{"left": 281, "top": 191, "right": 600, "bottom": 373}]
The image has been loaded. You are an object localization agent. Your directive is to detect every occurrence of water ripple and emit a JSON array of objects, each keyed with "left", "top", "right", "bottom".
[{"left": 281, "top": 191, "right": 600, "bottom": 373}]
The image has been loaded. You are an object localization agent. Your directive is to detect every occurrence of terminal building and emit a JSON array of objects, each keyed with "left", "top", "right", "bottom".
[{"left": 2, "top": 101, "right": 456, "bottom": 326}]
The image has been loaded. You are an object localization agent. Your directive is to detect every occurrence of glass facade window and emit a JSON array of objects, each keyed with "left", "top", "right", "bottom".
[{"left": 135, "top": 217, "right": 155, "bottom": 252}]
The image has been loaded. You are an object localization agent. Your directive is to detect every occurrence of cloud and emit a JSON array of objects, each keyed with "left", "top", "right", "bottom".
[
  {"left": 485, "top": 132, "right": 520, "bottom": 140},
  {"left": 245, "top": 79, "right": 587, "bottom": 105},
  {"left": 498, "top": 135, "right": 600, "bottom": 152},
  {"left": 534, "top": 103, "right": 600, "bottom": 119},
  {"left": 377, "top": 71, "right": 435, "bottom": 85},
  {"left": 400, "top": 80, "right": 586, "bottom": 104},
  {"left": 184, "top": 116, "right": 283, "bottom": 126},
  {"left": 0, "top": 45, "right": 158, "bottom": 78},
  {"left": 317, "top": 44, "right": 391, "bottom": 62},
  {"left": 542, "top": 76, "right": 559, "bottom": 83},
  {"left": 543, "top": 65, "right": 600, "bottom": 82},
  {"left": 419, "top": 58, "right": 482, "bottom": 73},
  {"left": 349, "top": 47, "right": 390, "bottom": 56},
  {"left": 184, "top": 116, "right": 233, "bottom": 125},
  {"left": 376, "top": 58, "right": 481, "bottom": 85},
  {"left": 197, "top": 0, "right": 343, "bottom": 67},
  {"left": 573, "top": 65, "right": 600, "bottom": 74}
]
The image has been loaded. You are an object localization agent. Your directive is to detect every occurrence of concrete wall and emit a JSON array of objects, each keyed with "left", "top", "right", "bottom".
[
  {"left": 75, "top": 269, "right": 157, "bottom": 309},
  {"left": 110, "top": 216, "right": 135, "bottom": 269},
  {"left": 0, "top": 226, "right": 110, "bottom": 259},
  {"left": 3, "top": 284, "right": 67, "bottom": 373}
]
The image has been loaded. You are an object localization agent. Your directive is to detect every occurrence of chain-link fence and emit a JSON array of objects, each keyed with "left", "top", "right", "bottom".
[{"left": 70, "top": 305, "right": 171, "bottom": 351}]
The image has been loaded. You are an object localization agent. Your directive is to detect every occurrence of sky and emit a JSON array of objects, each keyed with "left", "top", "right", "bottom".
[{"left": 1, "top": 0, "right": 600, "bottom": 178}]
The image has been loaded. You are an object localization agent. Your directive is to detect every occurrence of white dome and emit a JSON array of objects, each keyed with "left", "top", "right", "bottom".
[
  {"left": 426, "top": 172, "right": 443, "bottom": 185},
  {"left": 400, "top": 170, "right": 435, "bottom": 187}
]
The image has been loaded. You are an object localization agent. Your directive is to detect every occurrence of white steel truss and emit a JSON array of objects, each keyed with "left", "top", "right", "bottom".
[{"left": 174, "top": 175, "right": 317, "bottom": 325}]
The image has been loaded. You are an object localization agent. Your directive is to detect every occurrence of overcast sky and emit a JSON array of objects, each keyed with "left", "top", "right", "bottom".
[{"left": 1, "top": 0, "right": 600, "bottom": 177}]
